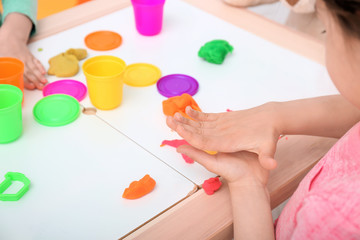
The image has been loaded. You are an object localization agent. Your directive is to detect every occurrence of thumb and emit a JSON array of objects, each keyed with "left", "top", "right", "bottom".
[{"left": 258, "top": 143, "right": 277, "bottom": 170}]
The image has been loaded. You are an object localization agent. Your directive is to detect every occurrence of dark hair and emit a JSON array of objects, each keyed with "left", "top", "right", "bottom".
[{"left": 323, "top": 0, "right": 360, "bottom": 38}]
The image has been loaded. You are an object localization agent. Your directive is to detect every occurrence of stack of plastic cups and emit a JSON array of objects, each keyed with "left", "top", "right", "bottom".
[
  {"left": 0, "top": 84, "right": 23, "bottom": 143},
  {"left": 0, "top": 57, "right": 24, "bottom": 103}
]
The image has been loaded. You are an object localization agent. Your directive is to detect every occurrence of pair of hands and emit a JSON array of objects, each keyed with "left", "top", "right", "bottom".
[{"left": 166, "top": 103, "right": 281, "bottom": 188}]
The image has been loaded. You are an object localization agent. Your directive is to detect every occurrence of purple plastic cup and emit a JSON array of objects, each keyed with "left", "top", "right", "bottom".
[{"left": 131, "top": 0, "right": 166, "bottom": 36}]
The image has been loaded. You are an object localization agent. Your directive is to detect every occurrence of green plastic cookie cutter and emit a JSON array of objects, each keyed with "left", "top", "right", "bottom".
[{"left": 0, "top": 172, "right": 30, "bottom": 201}]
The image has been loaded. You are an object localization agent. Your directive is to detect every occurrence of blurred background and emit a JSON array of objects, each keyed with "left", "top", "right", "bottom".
[{"left": 0, "top": 0, "right": 91, "bottom": 19}]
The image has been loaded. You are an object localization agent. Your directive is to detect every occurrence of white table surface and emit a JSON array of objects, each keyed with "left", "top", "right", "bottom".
[
  {"left": 0, "top": 88, "right": 195, "bottom": 239},
  {"left": 27, "top": 0, "right": 337, "bottom": 184}
]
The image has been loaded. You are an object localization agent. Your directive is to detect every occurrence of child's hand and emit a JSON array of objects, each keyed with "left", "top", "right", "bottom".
[
  {"left": 177, "top": 145, "right": 269, "bottom": 188},
  {"left": 0, "top": 13, "right": 47, "bottom": 90},
  {"left": 0, "top": 37, "right": 47, "bottom": 90},
  {"left": 166, "top": 103, "right": 281, "bottom": 170}
]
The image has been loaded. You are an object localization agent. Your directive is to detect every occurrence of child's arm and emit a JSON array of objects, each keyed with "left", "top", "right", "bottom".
[
  {"left": 167, "top": 94, "right": 360, "bottom": 169},
  {"left": 230, "top": 183, "right": 274, "bottom": 240},
  {"left": 177, "top": 146, "right": 275, "bottom": 240},
  {"left": 274, "top": 94, "right": 360, "bottom": 137},
  {"left": 0, "top": 2, "right": 47, "bottom": 90}
]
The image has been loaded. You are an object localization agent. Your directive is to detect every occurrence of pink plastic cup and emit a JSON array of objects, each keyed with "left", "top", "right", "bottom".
[{"left": 131, "top": 0, "right": 166, "bottom": 36}]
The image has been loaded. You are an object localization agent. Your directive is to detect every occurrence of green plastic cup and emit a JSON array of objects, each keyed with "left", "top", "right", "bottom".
[{"left": 0, "top": 84, "right": 23, "bottom": 143}]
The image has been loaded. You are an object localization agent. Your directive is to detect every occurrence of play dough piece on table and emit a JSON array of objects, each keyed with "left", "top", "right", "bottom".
[
  {"left": 202, "top": 177, "right": 222, "bottom": 195},
  {"left": 48, "top": 53, "right": 79, "bottom": 77},
  {"left": 123, "top": 63, "right": 161, "bottom": 87},
  {"left": 161, "top": 139, "right": 189, "bottom": 148},
  {"left": 198, "top": 40, "right": 233, "bottom": 64},
  {"left": 122, "top": 174, "right": 156, "bottom": 200},
  {"left": 47, "top": 48, "right": 87, "bottom": 77},
  {"left": 161, "top": 139, "right": 194, "bottom": 164},
  {"left": 85, "top": 31, "right": 122, "bottom": 51},
  {"left": 65, "top": 48, "right": 88, "bottom": 60},
  {"left": 163, "top": 93, "right": 201, "bottom": 119}
]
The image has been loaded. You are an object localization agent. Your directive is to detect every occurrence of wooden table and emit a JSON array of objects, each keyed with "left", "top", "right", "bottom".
[{"left": 28, "top": 0, "right": 337, "bottom": 239}]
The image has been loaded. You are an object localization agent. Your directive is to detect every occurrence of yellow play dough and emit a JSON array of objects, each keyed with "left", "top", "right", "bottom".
[
  {"left": 66, "top": 48, "right": 88, "bottom": 60},
  {"left": 48, "top": 53, "right": 79, "bottom": 77},
  {"left": 205, "top": 150, "right": 218, "bottom": 155},
  {"left": 47, "top": 48, "right": 88, "bottom": 77}
]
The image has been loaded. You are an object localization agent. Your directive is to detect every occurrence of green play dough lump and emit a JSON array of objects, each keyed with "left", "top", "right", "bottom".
[{"left": 198, "top": 40, "right": 234, "bottom": 64}]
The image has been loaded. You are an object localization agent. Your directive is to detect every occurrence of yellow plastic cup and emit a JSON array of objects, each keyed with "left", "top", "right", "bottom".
[
  {"left": 82, "top": 56, "right": 126, "bottom": 110},
  {"left": 0, "top": 57, "right": 24, "bottom": 103},
  {"left": 0, "top": 84, "right": 23, "bottom": 144}
]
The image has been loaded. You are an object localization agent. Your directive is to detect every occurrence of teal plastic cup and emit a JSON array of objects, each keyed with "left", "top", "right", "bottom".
[{"left": 0, "top": 84, "right": 23, "bottom": 143}]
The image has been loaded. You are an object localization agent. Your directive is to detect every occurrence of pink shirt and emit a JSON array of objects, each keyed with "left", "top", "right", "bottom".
[{"left": 276, "top": 121, "right": 360, "bottom": 239}]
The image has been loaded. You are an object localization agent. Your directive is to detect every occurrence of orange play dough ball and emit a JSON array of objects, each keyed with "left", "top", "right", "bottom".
[
  {"left": 122, "top": 174, "right": 156, "bottom": 200},
  {"left": 162, "top": 93, "right": 201, "bottom": 119}
]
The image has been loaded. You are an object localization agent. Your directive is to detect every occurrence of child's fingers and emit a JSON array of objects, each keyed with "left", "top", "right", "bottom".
[
  {"left": 167, "top": 116, "right": 217, "bottom": 151},
  {"left": 29, "top": 57, "right": 47, "bottom": 81},
  {"left": 177, "top": 145, "right": 219, "bottom": 173},
  {"left": 185, "top": 106, "right": 218, "bottom": 122},
  {"left": 24, "top": 69, "right": 44, "bottom": 90},
  {"left": 24, "top": 59, "right": 46, "bottom": 90},
  {"left": 174, "top": 112, "right": 217, "bottom": 129},
  {"left": 176, "top": 126, "right": 216, "bottom": 151},
  {"left": 23, "top": 77, "right": 36, "bottom": 90},
  {"left": 33, "top": 58, "right": 47, "bottom": 80},
  {"left": 166, "top": 116, "right": 178, "bottom": 131},
  {"left": 259, "top": 157, "right": 277, "bottom": 170},
  {"left": 173, "top": 112, "right": 198, "bottom": 126},
  {"left": 258, "top": 142, "right": 277, "bottom": 170},
  {"left": 167, "top": 115, "right": 204, "bottom": 136}
]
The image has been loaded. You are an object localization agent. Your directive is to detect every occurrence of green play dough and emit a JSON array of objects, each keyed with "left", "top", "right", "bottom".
[{"left": 198, "top": 40, "right": 234, "bottom": 64}]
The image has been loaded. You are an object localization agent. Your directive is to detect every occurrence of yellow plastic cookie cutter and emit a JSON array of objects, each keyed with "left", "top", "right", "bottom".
[{"left": 0, "top": 172, "right": 30, "bottom": 201}]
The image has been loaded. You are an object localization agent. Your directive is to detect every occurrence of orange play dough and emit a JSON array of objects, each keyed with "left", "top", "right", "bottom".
[
  {"left": 85, "top": 31, "right": 122, "bottom": 51},
  {"left": 162, "top": 93, "right": 201, "bottom": 119},
  {"left": 205, "top": 150, "right": 218, "bottom": 155},
  {"left": 122, "top": 174, "right": 156, "bottom": 200}
]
